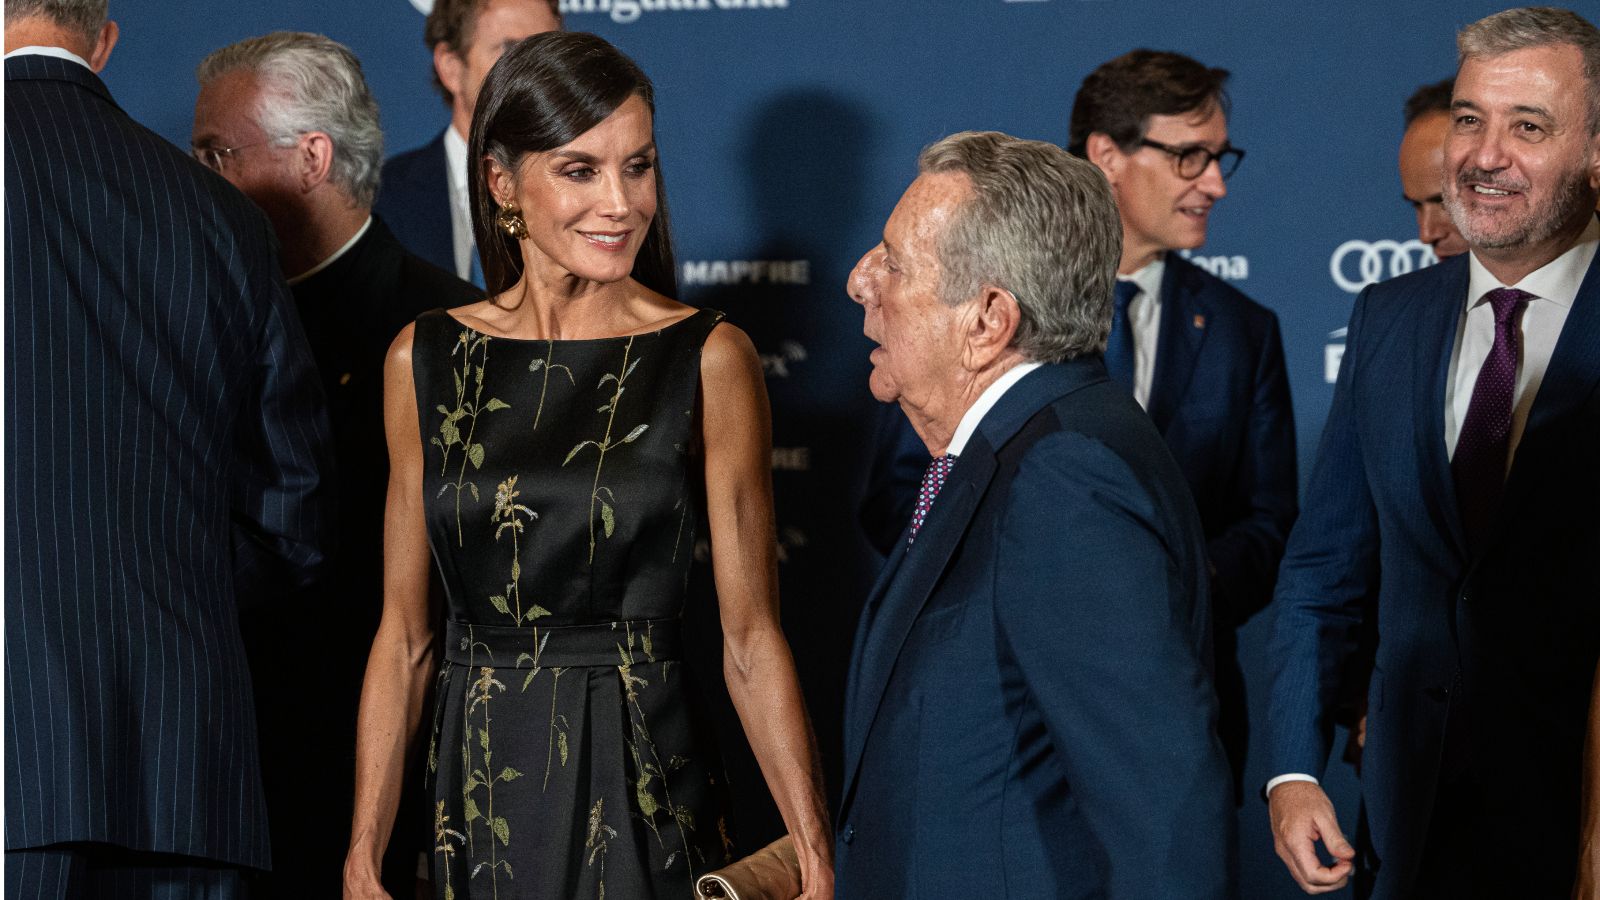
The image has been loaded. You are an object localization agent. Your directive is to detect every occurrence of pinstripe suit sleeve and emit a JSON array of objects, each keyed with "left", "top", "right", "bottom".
[{"left": 231, "top": 218, "right": 335, "bottom": 600}]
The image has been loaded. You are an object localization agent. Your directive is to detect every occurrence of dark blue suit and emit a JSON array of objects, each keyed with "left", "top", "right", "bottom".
[
  {"left": 837, "top": 359, "right": 1236, "bottom": 899},
  {"left": 857, "top": 256, "right": 1297, "bottom": 794},
  {"left": 1268, "top": 243, "right": 1600, "bottom": 898},
  {"left": 1148, "top": 256, "right": 1297, "bottom": 791},
  {"left": 375, "top": 130, "right": 456, "bottom": 276},
  {"left": 4, "top": 54, "right": 333, "bottom": 878}
]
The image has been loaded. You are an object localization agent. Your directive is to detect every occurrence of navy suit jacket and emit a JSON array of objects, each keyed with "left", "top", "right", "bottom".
[
  {"left": 837, "top": 359, "right": 1236, "bottom": 899},
  {"left": 1150, "top": 255, "right": 1296, "bottom": 623},
  {"left": 375, "top": 129, "right": 457, "bottom": 276},
  {"left": 1267, "top": 242, "right": 1600, "bottom": 897},
  {"left": 4, "top": 55, "right": 334, "bottom": 869}
]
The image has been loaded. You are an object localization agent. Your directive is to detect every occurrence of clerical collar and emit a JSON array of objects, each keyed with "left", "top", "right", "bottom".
[{"left": 288, "top": 216, "right": 373, "bottom": 286}]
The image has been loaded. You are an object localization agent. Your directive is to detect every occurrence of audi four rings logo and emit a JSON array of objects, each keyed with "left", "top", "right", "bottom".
[{"left": 1329, "top": 238, "right": 1438, "bottom": 294}]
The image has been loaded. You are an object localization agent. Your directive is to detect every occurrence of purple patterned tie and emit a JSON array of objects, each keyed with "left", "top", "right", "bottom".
[
  {"left": 908, "top": 454, "right": 956, "bottom": 546},
  {"left": 1452, "top": 287, "right": 1530, "bottom": 549}
]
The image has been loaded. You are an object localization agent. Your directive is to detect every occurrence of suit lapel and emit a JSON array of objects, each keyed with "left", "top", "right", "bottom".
[
  {"left": 1147, "top": 257, "right": 1209, "bottom": 432},
  {"left": 1413, "top": 259, "right": 1471, "bottom": 560},
  {"left": 838, "top": 362, "right": 1100, "bottom": 813},
  {"left": 1500, "top": 241, "right": 1600, "bottom": 505},
  {"left": 838, "top": 443, "right": 996, "bottom": 809}
]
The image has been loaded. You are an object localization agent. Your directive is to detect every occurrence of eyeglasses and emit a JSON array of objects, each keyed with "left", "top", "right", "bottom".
[
  {"left": 1139, "top": 139, "right": 1245, "bottom": 180},
  {"left": 190, "top": 139, "right": 275, "bottom": 173}
]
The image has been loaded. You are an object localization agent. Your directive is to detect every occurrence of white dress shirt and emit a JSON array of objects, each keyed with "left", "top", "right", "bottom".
[
  {"left": 1445, "top": 214, "right": 1598, "bottom": 464},
  {"left": 443, "top": 126, "right": 476, "bottom": 282},
  {"left": 947, "top": 361, "right": 1044, "bottom": 456},
  {"left": 4, "top": 45, "right": 92, "bottom": 69},
  {"left": 1267, "top": 213, "right": 1600, "bottom": 799},
  {"left": 1115, "top": 257, "right": 1166, "bottom": 411}
]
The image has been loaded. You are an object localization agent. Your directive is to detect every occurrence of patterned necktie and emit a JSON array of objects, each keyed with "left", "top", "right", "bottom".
[
  {"left": 1105, "top": 280, "right": 1139, "bottom": 389},
  {"left": 908, "top": 454, "right": 957, "bottom": 545},
  {"left": 1452, "top": 287, "right": 1530, "bottom": 550}
]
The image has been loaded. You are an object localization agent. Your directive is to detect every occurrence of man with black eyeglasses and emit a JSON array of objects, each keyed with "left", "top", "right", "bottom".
[{"left": 1070, "top": 49, "right": 1298, "bottom": 806}]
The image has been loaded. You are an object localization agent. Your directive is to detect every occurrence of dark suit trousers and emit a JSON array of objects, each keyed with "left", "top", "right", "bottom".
[
  {"left": 1399, "top": 772, "right": 1573, "bottom": 900},
  {"left": 5, "top": 845, "right": 247, "bottom": 900}
]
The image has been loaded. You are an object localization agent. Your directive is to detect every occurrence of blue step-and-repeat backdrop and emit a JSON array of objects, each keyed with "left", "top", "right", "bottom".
[{"left": 105, "top": 1, "right": 1521, "bottom": 895}]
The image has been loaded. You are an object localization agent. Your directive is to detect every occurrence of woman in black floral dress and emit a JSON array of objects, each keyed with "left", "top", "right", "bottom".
[{"left": 344, "top": 32, "right": 833, "bottom": 900}]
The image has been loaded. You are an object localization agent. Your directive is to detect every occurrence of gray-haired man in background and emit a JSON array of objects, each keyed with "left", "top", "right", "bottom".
[{"left": 193, "top": 32, "right": 477, "bottom": 896}]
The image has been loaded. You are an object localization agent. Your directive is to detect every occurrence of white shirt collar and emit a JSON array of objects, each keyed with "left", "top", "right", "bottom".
[
  {"left": 4, "top": 45, "right": 92, "bottom": 70},
  {"left": 1465, "top": 213, "right": 1599, "bottom": 310},
  {"left": 1119, "top": 255, "right": 1166, "bottom": 300},
  {"left": 287, "top": 216, "right": 373, "bottom": 286},
  {"left": 443, "top": 126, "right": 469, "bottom": 201},
  {"left": 947, "top": 361, "right": 1044, "bottom": 456}
]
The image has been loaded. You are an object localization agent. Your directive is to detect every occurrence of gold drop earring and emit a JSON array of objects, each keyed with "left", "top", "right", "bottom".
[{"left": 496, "top": 202, "right": 528, "bottom": 240}]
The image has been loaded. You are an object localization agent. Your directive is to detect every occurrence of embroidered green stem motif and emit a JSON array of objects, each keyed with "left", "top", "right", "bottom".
[
  {"left": 434, "top": 800, "right": 467, "bottom": 900},
  {"left": 528, "top": 340, "right": 575, "bottom": 432},
  {"left": 432, "top": 330, "right": 509, "bottom": 546},
  {"left": 586, "top": 797, "right": 617, "bottom": 900},
  {"left": 542, "top": 667, "right": 569, "bottom": 791},
  {"left": 464, "top": 666, "right": 518, "bottom": 895},
  {"left": 488, "top": 475, "right": 549, "bottom": 625},
  {"left": 563, "top": 337, "right": 648, "bottom": 563},
  {"left": 618, "top": 623, "right": 697, "bottom": 877},
  {"left": 514, "top": 634, "right": 571, "bottom": 791}
]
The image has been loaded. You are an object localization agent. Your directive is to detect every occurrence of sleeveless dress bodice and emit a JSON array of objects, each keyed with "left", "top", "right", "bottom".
[{"left": 411, "top": 307, "right": 730, "bottom": 900}]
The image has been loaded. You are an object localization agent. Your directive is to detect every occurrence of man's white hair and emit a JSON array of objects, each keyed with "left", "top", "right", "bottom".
[{"left": 198, "top": 32, "right": 384, "bottom": 207}]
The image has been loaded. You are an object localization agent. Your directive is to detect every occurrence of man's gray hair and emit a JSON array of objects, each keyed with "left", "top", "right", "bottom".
[
  {"left": 918, "top": 131, "right": 1123, "bottom": 364},
  {"left": 1458, "top": 6, "right": 1600, "bottom": 135},
  {"left": 197, "top": 32, "right": 384, "bottom": 207},
  {"left": 4, "top": 0, "right": 107, "bottom": 42}
]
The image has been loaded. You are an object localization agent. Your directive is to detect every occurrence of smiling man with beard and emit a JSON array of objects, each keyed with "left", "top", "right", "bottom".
[{"left": 1265, "top": 7, "right": 1600, "bottom": 899}]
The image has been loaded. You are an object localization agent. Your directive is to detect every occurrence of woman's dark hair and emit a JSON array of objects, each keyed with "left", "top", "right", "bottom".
[{"left": 468, "top": 31, "right": 677, "bottom": 298}]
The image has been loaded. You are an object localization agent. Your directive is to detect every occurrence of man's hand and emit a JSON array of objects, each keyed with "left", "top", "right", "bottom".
[{"left": 1269, "top": 780, "right": 1356, "bottom": 893}]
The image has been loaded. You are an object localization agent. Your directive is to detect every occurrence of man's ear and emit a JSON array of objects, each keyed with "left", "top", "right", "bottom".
[
  {"left": 434, "top": 42, "right": 465, "bottom": 107},
  {"left": 297, "top": 132, "right": 335, "bottom": 192},
  {"left": 1085, "top": 132, "right": 1124, "bottom": 184},
  {"left": 87, "top": 19, "right": 118, "bottom": 73},
  {"left": 963, "top": 284, "right": 1022, "bottom": 370},
  {"left": 1586, "top": 131, "right": 1600, "bottom": 193}
]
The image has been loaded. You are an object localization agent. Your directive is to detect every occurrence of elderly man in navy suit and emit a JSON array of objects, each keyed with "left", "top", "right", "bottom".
[
  {"left": 1267, "top": 8, "right": 1600, "bottom": 898},
  {"left": 1071, "top": 51, "right": 1298, "bottom": 802},
  {"left": 375, "top": 0, "right": 559, "bottom": 285},
  {"left": 4, "top": 0, "right": 332, "bottom": 895},
  {"left": 836, "top": 130, "right": 1235, "bottom": 899}
]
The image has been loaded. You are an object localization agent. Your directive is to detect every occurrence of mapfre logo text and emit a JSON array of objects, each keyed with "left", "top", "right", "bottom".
[
  {"left": 560, "top": 0, "right": 788, "bottom": 24},
  {"left": 681, "top": 259, "right": 810, "bottom": 286},
  {"left": 1329, "top": 238, "right": 1436, "bottom": 294}
]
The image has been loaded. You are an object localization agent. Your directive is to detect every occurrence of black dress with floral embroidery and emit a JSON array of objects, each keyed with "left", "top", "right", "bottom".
[{"left": 413, "top": 307, "right": 732, "bottom": 900}]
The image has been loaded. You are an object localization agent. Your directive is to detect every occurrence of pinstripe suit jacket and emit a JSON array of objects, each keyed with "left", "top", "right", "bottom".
[{"left": 4, "top": 53, "right": 334, "bottom": 869}]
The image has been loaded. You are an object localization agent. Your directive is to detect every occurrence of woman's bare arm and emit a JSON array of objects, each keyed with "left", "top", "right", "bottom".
[
  {"left": 1577, "top": 657, "right": 1600, "bottom": 900},
  {"left": 344, "top": 324, "right": 440, "bottom": 898},
  {"left": 699, "top": 322, "right": 833, "bottom": 899}
]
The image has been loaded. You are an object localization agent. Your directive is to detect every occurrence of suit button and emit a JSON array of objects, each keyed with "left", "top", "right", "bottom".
[
  {"left": 842, "top": 824, "right": 855, "bottom": 845},
  {"left": 1425, "top": 686, "right": 1448, "bottom": 702}
]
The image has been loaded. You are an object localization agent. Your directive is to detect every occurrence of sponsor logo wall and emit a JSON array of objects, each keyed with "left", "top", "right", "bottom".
[{"left": 108, "top": 3, "right": 1500, "bottom": 895}]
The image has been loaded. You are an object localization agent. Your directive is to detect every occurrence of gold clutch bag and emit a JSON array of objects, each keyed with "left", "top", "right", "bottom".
[{"left": 693, "top": 835, "right": 802, "bottom": 900}]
